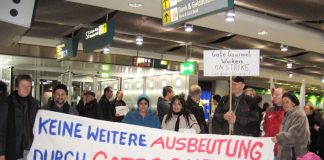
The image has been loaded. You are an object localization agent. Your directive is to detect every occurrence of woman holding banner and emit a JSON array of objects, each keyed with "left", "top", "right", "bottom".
[
  {"left": 122, "top": 95, "right": 160, "bottom": 129},
  {"left": 271, "top": 92, "right": 310, "bottom": 160},
  {"left": 161, "top": 95, "right": 200, "bottom": 134}
]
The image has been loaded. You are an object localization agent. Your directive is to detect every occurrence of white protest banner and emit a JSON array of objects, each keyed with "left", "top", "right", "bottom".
[
  {"left": 204, "top": 50, "right": 260, "bottom": 76},
  {"left": 29, "top": 110, "right": 274, "bottom": 160}
]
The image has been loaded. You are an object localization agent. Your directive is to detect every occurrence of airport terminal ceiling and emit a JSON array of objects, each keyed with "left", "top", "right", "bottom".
[{"left": 0, "top": 0, "right": 323, "bottom": 93}]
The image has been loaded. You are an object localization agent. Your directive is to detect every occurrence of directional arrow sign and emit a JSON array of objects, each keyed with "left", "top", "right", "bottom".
[
  {"left": 161, "top": 0, "right": 234, "bottom": 26},
  {"left": 163, "top": 10, "right": 171, "bottom": 24},
  {"left": 162, "top": 0, "right": 170, "bottom": 10}
]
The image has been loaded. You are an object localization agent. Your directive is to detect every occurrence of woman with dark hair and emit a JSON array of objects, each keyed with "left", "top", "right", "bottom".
[
  {"left": 122, "top": 95, "right": 160, "bottom": 129},
  {"left": 162, "top": 95, "right": 200, "bottom": 134}
]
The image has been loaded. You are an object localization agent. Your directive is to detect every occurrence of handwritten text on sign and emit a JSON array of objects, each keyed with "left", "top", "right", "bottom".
[
  {"left": 29, "top": 110, "right": 274, "bottom": 160},
  {"left": 204, "top": 50, "right": 260, "bottom": 76}
]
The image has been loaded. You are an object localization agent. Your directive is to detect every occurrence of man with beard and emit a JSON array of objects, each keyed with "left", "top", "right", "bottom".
[{"left": 43, "top": 84, "right": 78, "bottom": 115}]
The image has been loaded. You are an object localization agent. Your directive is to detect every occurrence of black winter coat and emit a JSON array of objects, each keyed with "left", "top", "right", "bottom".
[
  {"left": 99, "top": 96, "right": 114, "bottom": 121},
  {"left": 78, "top": 99, "right": 104, "bottom": 120},
  {"left": 110, "top": 98, "right": 126, "bottom": 122},
  {"left": 0, "top": 91, "right": 39, "bottom": 159},
  {"left": 306, "top": 111, "right": 322, "bottom": 152},
  {"left": 317, "top": 122, "right": 324, "bottom": 159},
  {"left": 212, "top": 94, "right": 260, "bottom": 137},
  {"left": 185, "top": 96, "right": 209, "bottom": 133}
]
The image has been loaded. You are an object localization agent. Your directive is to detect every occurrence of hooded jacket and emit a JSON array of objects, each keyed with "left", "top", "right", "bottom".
[
  {"left": 262, "top": 105, "right": 284, "bottom": 156},
  {"left": 122, "top": 95, "right": 160, "bottom": 129},
  {"left": 157, "top": 97, "right": 170, "bottom": 123},
  {"left": 276, "top": 106, "right": 310, "bottom": 160},
  {"left": 1, "top": 91, "right": 39, "bottom": 159}
]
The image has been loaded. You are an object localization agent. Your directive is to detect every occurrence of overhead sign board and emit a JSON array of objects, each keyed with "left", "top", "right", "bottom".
[
  {"left": 180, "top": 61, "right": 196, "bottom": 75},
  {"left": 56, "top": 37, "right": 79, "bottom": 62},
  {"left": 82, "top": 22, "right": 115, "bottom": 53},
  {"left": 133, "top": 57, "right": 153, "bottom": 67},
  {"left": 203, "top": 49, "right": 260, "bottom": 76},
  {"left": 161, "top": 0, "right": 234, "bottom": 26},
  {"left": 153, "top": 59, "right": 169, "bottom": 69}
]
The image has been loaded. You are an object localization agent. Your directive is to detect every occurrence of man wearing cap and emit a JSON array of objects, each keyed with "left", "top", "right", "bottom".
[
  {"left": 78, "top": 91, "right": 104, "bottom": 120},
  {"left": 43, "top": 84, "right": 78, "bottom": 115},
  {"left": 212, "top": 76, "right": 260, "bottom": 137}
]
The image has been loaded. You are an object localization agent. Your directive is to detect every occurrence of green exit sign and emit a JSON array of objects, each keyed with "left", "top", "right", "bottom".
[
  {"left": 101, "top": 72, "right": 109, "bottom": 78},
  {"left": 180, "top": 61, "right": 196, "bottom": 75}
]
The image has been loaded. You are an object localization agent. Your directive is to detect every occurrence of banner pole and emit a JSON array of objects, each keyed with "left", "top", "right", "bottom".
[{"left": 229, "top": 75, "right": 233, "bottom": 135}]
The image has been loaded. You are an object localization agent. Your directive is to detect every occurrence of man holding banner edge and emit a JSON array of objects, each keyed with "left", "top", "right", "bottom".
[{"left": 212, "top": 76, "right": 260, "bottom": 137}]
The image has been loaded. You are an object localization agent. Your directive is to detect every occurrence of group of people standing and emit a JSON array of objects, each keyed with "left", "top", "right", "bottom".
[
  {"left": 0, "top": 74, "right": 323, "bottom": 160},
  {"left": 0, "top": 75, "right": 128, "bottom": 160}
]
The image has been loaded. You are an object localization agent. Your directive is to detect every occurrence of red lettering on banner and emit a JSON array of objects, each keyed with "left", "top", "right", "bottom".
[
  {"left": 217, "top": 139, "right": 227, "bottom": 154},
  {"left": 238, "top": 140, "right": 251, "bottom": 159},
  {"left": 150, "top": 137, "right": 165, "bottom": 149},
  {"left": 226, "top": 139, "right": 239, "bottom": 157},
  {"left": 206, "top": 139, "right": 217, "bottom": 154},
  {"left": 198, "top": 138, "right": 208, "bottom": 152},
  {"left": 112, "top": 156, "right": 118, "bottom": 160},
  {"left": 166, "top": 137, "right": 176, "bottom": 149},
  {"left": 175, "top": 138, "right": 186, "bottom": 150},
  {"left": 187, "top": 138, "right": 198, "bottom": 153},
  {"left": 93, "top": 151, "right": 107, "bottom": 160},
  {"left": 149, "top": 137, "right": 266, "bottom": 159},
  {"left": 250, "top": 142, "right": 263, "bottom": 160}
]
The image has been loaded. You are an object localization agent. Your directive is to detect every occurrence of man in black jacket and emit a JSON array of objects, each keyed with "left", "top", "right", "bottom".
[
  {"left": 0, "top": 74, "right": 40, "bottom": 160},
  {"left": 212, "top": 76, "right": 259, "bottom": 137},
  {"left": 99, "top": 87, "right": 114, "bottom": 121},
  {"left": 185, "top": 84, "right": 208, "bottom": 133},
  {"left": 43, "top": 84, "right": 78, "bottom": 115},
  {"left": 157, "top": 86, "right": 174, "bottom": 123},
  {"left": 78, "top": 91, "right": 104, "bottom": 120}
]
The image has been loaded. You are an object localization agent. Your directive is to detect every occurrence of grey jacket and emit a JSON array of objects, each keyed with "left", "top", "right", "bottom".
[
  {"left": 157, "top": 97, "right": 170, "bottom": 123},
  {"left": 276, "top": 106, "right": 310, "bottom": 160}
]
